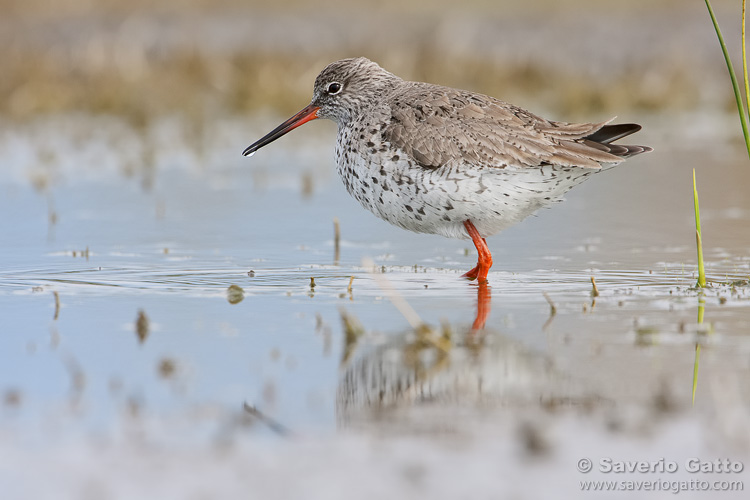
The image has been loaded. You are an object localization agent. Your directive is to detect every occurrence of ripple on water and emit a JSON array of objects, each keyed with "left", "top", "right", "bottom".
[{"left": 1, "top": 260, "right": 746, "bottom": 304}]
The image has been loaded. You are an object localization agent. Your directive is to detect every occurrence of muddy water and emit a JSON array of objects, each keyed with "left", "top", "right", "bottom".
[{"left": 1, "top": 113, "right": 749, "bottom": 497}]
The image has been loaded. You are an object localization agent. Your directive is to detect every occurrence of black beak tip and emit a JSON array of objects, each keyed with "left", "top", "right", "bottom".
[{"left": 241, "top": 103, "right": 319, "bottom": 158}]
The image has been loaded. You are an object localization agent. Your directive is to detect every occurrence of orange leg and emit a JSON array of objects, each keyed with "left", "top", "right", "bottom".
[{"left": 461, "top": 220, "right": 493, "bottom": 283}]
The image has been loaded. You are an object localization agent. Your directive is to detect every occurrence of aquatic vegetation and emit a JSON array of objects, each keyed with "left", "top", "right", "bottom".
[
  {"left": 693, "top": 170, "right": 706, "bottom": 289},
  {"left": 704, "top": 0, "right": 750, "bottom": 159}
]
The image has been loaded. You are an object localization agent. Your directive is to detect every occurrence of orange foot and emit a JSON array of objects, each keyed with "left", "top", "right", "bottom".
[{"left": 461, "top": 220, "right": 493, "bottom": 283}]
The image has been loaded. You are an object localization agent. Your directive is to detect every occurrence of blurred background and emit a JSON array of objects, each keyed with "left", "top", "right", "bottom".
[
  {"left": 2, "top": 2, "right": 750, "bottom": 499},
  {"left": 0, "top": 0, "right": 732, "bottom": 122}
]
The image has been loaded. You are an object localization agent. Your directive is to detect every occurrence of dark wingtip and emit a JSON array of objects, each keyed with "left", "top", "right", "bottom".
[
  {"left": 586, "top": 123, "right": 643, "bottom": 144},
  {"left": 583, "top": 123, "right": 652, "bottom": 158}
]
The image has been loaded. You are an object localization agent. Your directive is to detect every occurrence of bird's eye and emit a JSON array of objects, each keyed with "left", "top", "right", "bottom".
[{"left": 327, "top": 82, "right": 343, "bottom": 95}]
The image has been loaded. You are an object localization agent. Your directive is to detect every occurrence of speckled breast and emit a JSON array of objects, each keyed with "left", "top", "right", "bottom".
[{"left": 334, "top": 124, "right": 598, "bottom": 241}]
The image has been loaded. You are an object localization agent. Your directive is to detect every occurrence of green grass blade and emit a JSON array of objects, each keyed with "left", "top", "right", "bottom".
[
  {"left": 693, "top": 169, "right": 707, "bottom": 288},
  {"left": 705, "top": 0, "right": 750, "bottom": 160},
  {"left": 744, "top": 0, "right": 750, "bottom": 115}
]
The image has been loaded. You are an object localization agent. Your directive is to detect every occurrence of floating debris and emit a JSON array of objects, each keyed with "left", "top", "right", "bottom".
[
  {"left": 635, "top": 325, "right": 659, "bottom": 346},
  {"left": 53, "top": 291, "right": 60, "bottom": 320},
  {"left": 333, "top": 217, "right": 341, "bottom": 264},
  {"left": 269, "top": 348, "right": 281, "bottom": 362},
  {"left": 653, "top": 382, "right": 680, "bottom": 415},
  {"left": 590, "top": 276, "right": 600, "bottom": 297},
  {"left": 301, "top": 170, "right": 314, "bottom": 198},
  {"left": 227, "top": 284, "right": 245, "bottom": 304},
  {"left": 542, "top": 292, "right": 557, "bottom": 316},
  {"left": 542, "top": 291, "right": 557, "bottom": 331},
  {"left": 315, "top": 313, "right": 333, "bottom": 357},
  {"left": 518, "top": 420, "right": 551, "bottom": 457},
  {"left": 157, "top": 358, "right": 177, "bottom": 379},
  {"left": 339, "top": 307, "right": 365, "bottom": 366},
  {"left": 63, "top": 356, "right": 86, "bottom": 404},
  {"left": 71, "top": 247, "right": 90, "bottom": 260},
  {"left": 315, "top": 313, "right": 324, "bottom": 331},
  {"left": 3, "top": 389, "right": 21, "bottom": 408},
  {"left": 243, "top": 402, "right": 291, "bottom": 436},
  {"left": 135, "top": 309, "right": 149, "bottom": 344}
]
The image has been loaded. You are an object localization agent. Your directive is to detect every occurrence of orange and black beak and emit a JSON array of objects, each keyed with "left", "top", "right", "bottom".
[{"left": 242, "top": 104, "right": 320, "bottom": 156}]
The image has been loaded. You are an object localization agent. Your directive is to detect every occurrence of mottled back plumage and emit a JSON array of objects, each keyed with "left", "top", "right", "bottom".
[
  {"left": 382, "top": 84, "right": 647, "bottom": 170},
  {"left": 309, "top": 57, "right": 650, "bottom": 172}
]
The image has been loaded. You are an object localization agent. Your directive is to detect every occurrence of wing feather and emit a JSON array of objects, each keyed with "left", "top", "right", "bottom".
[{"left": 381, "top": 82, "right": 644, "bottom": 170}]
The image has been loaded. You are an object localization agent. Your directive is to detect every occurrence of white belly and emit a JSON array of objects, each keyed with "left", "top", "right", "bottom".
[{"left": 335, "top": 137, "right": 604, "bottom": 240}]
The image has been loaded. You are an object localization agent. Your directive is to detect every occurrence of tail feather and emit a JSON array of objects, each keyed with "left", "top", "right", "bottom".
[
  {"left": 584, "top": 123, "right": 652, "bottom": 159},
  {"left": 586, "top": 123, "right": 641, "bottom": 144}
]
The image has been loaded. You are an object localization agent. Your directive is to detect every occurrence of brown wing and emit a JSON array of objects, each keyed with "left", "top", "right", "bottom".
[{"left": 382, "top": 83, "right": 647, "bottom": 170}]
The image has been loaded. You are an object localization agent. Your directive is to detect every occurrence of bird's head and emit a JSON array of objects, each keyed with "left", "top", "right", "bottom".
[{"left": 243, "top": 57, "right": 399, "bottom": 157}]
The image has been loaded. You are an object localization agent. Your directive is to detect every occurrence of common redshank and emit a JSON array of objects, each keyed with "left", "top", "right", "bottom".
[{"left": 243, "top": 57, "right": 651, "bottom": 282}]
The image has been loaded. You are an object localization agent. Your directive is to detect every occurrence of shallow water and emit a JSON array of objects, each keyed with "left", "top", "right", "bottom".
[{"left": 1, "top": 114, "right": 749, "bottom": 497}]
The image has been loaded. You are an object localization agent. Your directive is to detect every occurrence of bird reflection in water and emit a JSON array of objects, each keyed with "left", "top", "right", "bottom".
[
  {"left": 472, "top": 281, "right": 491, "bottom": 331},
  {"left": 334, "top": 275, "right": 571, "bottom": 431}
]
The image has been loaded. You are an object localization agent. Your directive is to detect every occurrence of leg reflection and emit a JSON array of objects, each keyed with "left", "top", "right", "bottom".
[{"left": 472, "top": 280, "right": 491, "bottom": 331}]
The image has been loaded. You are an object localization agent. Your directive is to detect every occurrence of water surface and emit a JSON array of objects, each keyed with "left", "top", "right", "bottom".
[{"left": 1, "top": 114, "right": 749, "bottom": 498}]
